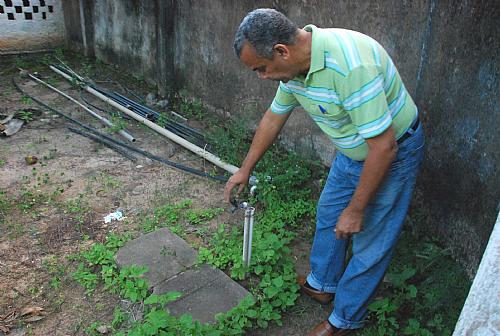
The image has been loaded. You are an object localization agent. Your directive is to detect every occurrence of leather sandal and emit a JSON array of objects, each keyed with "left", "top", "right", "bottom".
[
  {"left": 307, "top": 321, "right": 354, "bottom": 336},
  {"left": 297, "top": 276, "right": 334, "bottom": 304}
]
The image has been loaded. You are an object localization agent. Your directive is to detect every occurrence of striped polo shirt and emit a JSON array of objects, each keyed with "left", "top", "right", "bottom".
[{"left": 270, "top": 25, "right": 418, "bottom": 161}]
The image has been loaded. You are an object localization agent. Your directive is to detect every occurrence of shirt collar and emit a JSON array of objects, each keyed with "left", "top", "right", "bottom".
[{"left": 303, "top": 24, "right": 326, "bottom": 82}]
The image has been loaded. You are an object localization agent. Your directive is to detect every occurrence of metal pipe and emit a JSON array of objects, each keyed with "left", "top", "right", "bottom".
[
  {"left": 243, "top": 206, "right": 255, "bottom": 268},
  {"left": 51, "top": 65, "right": 240, "bottom": 175},
  {"left": 247, "top": 207, "right": 255, "bottom": 267},
  {"left": 22, "top": 69, "right": 136, "bottom": 143}
]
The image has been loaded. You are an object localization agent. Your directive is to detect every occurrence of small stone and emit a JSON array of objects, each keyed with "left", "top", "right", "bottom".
[
  {"left": 156, "top": 99, "right": 169, "bottom": 109},
  {"left": 135, "top": 165, "right": 143, "bottom": 169},
  {"left": 145, "top": 93, "right": 157, "bottom": 106},
  {"left": 25, "top": 156, "right": 38, "bottom": 165},
  {"left": 96, "top": 325, "right": 111, "bottom": 334}
]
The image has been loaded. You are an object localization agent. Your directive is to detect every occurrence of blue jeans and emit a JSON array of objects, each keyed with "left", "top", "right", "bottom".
[{"left": 306, "top": 124, "right": 424, "bottom": 329}]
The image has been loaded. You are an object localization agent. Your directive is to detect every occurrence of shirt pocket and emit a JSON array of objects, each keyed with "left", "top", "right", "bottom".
[{"left": 310, "top": 104, "right": 351, "bottom": 131}]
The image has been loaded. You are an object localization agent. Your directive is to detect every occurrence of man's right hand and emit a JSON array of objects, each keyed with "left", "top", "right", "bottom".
[
  {"left": 223, "top": 109, "right": 290, "bottom": 204},
  {"left": 224, "top": 169, "right": 251, "bottom": 203}
]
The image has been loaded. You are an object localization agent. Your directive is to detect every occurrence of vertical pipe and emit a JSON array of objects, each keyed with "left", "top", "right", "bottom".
[
  {"left": 246, "top": 207, "right": 255, "bottom": 267},
  {"left": 243, "top": 209, "right": 250, "bottom": 266}
]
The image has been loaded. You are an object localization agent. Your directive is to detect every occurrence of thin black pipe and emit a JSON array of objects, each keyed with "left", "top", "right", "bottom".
[
  {"left": 68, "top": 127, "right": 137, "bottom": 161},
  {"left": 110, "top": 91, "right": 207, "bottom": 140}
]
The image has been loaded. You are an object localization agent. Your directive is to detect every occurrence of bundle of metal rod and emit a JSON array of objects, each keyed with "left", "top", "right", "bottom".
[
  {"left": 51, "top": 64, "right": 210, "bottom": 150},
  {"left": 12, "top": 77, "right": 229, "bottom": 183}
]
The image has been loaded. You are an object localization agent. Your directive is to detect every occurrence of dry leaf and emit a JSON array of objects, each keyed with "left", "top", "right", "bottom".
[{"left": 20, "top": 306, "right": 44, "bottom": 316}]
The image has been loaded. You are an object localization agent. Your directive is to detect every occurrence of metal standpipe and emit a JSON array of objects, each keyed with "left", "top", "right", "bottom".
[{"left": 243, "top": 206, "right": 255, "bottom": 268}]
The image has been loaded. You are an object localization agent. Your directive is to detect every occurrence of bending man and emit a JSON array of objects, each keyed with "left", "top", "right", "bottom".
[{"left": 224, "top": 8, "right": 424, "bottom": 336}]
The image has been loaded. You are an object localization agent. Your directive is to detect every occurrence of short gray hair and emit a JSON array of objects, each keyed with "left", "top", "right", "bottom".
[{"left": 233, "top": 8, "right": 298, "bottom": 59}]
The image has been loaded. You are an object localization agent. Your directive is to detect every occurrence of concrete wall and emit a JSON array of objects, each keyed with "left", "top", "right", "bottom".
[
  {"left": 0, "top": 0, "right": 65, "bottom": 54},
  {"left": 453, "top": 211, "right": 500, "bottom": 335},
  {"left": 61, "top": 0, "right": 500, "bottom": 275},
  {"left": 63, "top": 0, "right": 162, "bottom": 84}
]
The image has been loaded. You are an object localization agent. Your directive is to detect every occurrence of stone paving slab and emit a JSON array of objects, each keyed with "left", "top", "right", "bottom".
[
  {"left": 154, "top": 264, "right": 251, "bottom": 323},
  {"left": 115, "top": 228, "right": 197, "bottom": 286},
  {"left": 115, "top": 228, "right": 251, "bottom": 323}
]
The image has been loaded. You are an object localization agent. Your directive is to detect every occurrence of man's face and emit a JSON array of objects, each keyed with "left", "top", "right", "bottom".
[{"left": 239, "top": 43, "right": 296, "bottom": 83}]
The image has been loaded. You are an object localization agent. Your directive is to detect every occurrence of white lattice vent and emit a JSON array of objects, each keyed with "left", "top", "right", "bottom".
[{"left": 0, "top": 0, "right": 56, "bottom": 21}]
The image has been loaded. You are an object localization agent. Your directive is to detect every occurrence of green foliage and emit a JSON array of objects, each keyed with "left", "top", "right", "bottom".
[
  {"left": 17, "top": 109, "right": 35, "bottom": 122},
  {"left": 139, "top": 199, "right": 223, "bottom": 240},
  {"left": 114, "top": 266, "right": 149, "bottom": 302},
  {"left": 72, "top": 234, "right": 132, "bottom": 296},
  {"left": 175, "top": 89, "right": 205, "bottom": 120},
  {"left": 20, "top": 95, "right": 33, "bottom": 105},
  {"left": 112, "top": 307, "right": 128, "bottom": 329},
  {"left": 14, "top": 57, "right": 30, "bottom": 69},
  {"left": 106, "top": 114, "right": 127, "bottom": 133},
  {"left": 140, "top": 199, "right": 191, "bottom": 233},
  {"left": 363, "top": 228, "right": 470, "bottom": 335},
  {"left": 61, "top": 194, "right": 92, "bottom": 227},
  {"left": 73, "top": 262, "right": 99, "bottom": 294},
  {"left": 0, "top": 190, "right": 11, "bottom": 226}
]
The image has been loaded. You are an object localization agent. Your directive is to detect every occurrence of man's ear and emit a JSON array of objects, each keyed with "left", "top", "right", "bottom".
[{"left": 273, "top": 44, "right": 290, "bottom": 58}]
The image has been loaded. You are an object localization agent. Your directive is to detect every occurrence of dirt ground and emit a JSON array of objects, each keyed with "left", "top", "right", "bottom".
[{"left": 0, "top": 55, "right": 334, "bottom": 336}]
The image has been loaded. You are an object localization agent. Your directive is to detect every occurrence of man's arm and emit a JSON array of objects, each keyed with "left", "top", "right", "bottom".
[
  {"left": 335, "top": 126, "right": 398, "bottom": 239},
  {"left": 224, "top": 109, "right": 290, "bottom": 202}
]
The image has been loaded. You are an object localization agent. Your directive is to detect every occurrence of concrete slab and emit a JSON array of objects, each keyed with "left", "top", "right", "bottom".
[
  {"left": 115, "top": 228, "right": 251, "bottom": 323},
  {"left": 115, "top": 228, "right": 197, "bottom": 286},
  {"left": 154, "top": 264, "right": 251, "bottom": 324}
]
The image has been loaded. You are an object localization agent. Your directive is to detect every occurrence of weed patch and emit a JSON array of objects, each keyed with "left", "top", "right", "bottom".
[{"left": 66, "top": 89, "right": 470, "bottom": 335}]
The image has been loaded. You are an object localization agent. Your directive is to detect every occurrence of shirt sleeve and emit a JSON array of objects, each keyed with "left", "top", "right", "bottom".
[
  {"left": 339, "top": 65, "right": 392, "bottom": 139},
  {"left": 269, "top": 82, "right": 299, "bottom": 115}
]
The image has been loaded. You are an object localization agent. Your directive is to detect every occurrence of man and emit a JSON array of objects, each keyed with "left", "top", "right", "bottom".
[{"left": 224, "top": 8, "right": 424, "bottom": 336}]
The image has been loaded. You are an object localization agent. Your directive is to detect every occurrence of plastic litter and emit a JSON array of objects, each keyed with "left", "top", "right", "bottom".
[{"left": 103, "top": 210, "right": 124, "bottom": 223}]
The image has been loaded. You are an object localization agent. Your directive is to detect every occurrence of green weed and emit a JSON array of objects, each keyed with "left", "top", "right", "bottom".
[
  {"left": 20, "top": 95, "right": 33, "bottom": 105},
  {"left": 17, "top": 109, "right": 35, "bottom": 122}
]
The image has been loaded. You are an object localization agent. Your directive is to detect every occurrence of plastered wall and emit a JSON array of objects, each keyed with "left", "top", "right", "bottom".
[
  {"left": 63, "top": 0, "right": 500, "bottom": 276},
  {"left": 0, "top": 0, "right": 65, "bottom": 53}
]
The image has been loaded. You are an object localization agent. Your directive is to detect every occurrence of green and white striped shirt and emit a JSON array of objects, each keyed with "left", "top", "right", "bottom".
[{"left": 270, "top": 25, "right": 417, "bottom": 161}]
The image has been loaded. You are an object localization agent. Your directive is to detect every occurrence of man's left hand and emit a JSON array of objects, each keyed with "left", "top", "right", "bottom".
[{"left": 335, "top": 206, "right": 364, "bottom": 240}]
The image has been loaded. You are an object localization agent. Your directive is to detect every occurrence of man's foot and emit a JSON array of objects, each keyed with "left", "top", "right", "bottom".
[
  {"left": 307, "top": 321, "right": 354, "bottom": 336},
  {"left": 297, "top": 276, "right": 334, "bottom": 304}
]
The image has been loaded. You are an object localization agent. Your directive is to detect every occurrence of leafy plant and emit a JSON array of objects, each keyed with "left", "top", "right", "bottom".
[
  {"left": 20, "top": 95, "right": 33, "bottom": 105},
  {"left": 17, "top": 109, "right": 35, "bottom": 122}
]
